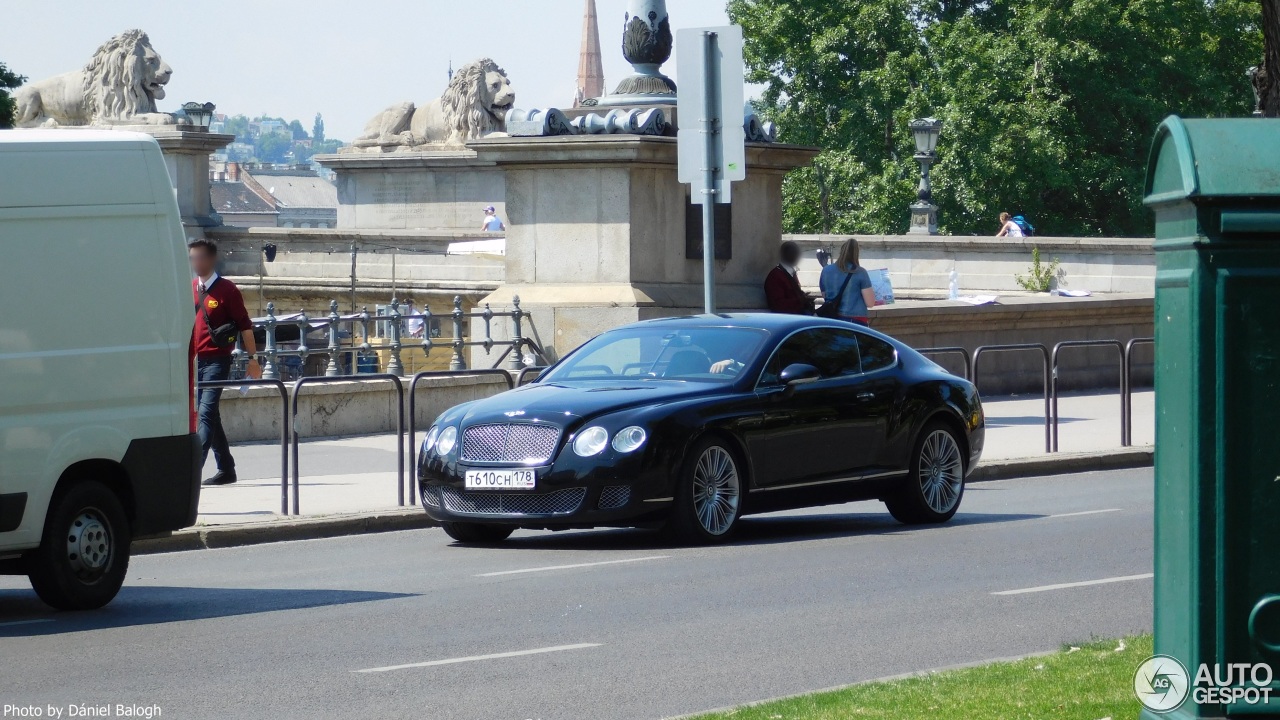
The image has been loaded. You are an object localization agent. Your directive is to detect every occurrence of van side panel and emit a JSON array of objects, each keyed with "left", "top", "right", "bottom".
[{"left": 0, "top": 142, "right": 198, "bottom": 551}]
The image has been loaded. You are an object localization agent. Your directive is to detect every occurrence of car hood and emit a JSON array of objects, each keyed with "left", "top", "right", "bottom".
[{"left": 455, "top": 381, "right": 718, "bottom": 426}]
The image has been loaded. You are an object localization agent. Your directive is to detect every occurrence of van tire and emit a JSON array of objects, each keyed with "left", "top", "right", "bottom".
[{"left": 26, "top": 481, "right": 131, "bottom": 611}]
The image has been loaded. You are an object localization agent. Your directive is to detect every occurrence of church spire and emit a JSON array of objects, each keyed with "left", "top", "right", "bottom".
[{"left": 575, "top": 0, "right": 606, "bottom": 106}]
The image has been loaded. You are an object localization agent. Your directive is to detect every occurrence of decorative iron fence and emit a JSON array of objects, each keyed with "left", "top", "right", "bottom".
[{"left": 227, "top": 295, "right": 547, "bottom": 380}]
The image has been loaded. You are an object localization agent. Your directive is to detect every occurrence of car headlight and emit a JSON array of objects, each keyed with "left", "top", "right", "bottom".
[
  {"left": 612, "top": 426, "right": 647, "bottom": 453},
  {"left": 573, "top": 426, "right": 609, "bottom": 457},
  {"left": 436, "top": 426, "right": 458, "bottom": 456},
  {"left": 423, "top": 425, "right": 441, "bottom": 453}
]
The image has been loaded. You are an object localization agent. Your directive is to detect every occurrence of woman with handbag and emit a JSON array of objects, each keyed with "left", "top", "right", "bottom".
[{"left": 817, "top": 238, "right": 877, "bottom": 326}]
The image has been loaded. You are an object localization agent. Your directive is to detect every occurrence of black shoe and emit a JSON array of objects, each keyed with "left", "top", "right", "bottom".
[{"left": 202, "top": 471, "right": 238, "bottom": 486}]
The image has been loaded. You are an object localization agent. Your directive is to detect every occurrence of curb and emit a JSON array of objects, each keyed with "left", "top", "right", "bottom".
[
  {"left": 135, "top": 447, "right": 1153, "bottom": 555},
  {"left": 134, "top": 508, "right": 439, "bottom": 556},
  {"left": 968, "top": 446, "right": 1153, "bottom": 483}
]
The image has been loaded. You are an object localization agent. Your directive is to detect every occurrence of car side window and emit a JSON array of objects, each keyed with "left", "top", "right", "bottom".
[
  {"left": 857, "top": 334, "right": 897, "bottom": 373},
  {"left": 760, "top": 329, "right": 862, "bottom": 386}
]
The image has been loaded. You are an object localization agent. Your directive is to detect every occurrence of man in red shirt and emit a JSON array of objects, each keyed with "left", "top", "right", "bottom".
[
  {"left": 189, "top": 240, "right": 260, "bottom": 486},
  {"left": 764, "top": 241, "right": 814, "bottom": 315}
]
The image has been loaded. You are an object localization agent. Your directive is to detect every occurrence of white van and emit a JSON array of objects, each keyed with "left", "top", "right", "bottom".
[{"left": 0, "top": 130, "right": 199, "bottom": 610}]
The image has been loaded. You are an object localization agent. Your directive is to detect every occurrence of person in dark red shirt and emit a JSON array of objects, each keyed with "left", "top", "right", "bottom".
[
  {"left": 189, "top": 239, "right": 260, "bottom": 486},
  {"left": 764, "top": 241, "right": 814, "bottom": 315}
]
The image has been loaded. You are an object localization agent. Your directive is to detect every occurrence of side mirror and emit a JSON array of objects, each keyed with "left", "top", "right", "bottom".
[{"left": 779, "top": 363, "right": 821, "bottom": 387}]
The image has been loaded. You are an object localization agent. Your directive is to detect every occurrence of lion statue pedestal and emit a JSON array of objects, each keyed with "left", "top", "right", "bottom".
[
  {"left": 347, "top": 59, "right": 515, "bottom": 152},
  {"left": 316, "top": 58, "right": 516, "bottom": 232}
]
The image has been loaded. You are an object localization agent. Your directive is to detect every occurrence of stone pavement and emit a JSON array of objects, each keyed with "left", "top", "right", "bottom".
[{"left": 195, "top": 390, "right": 1154, "bottom": 526}]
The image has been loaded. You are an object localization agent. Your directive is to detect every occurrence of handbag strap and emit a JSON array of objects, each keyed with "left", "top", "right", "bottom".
[{"left": 831, "top": 269, "right": 855, "bottom": 305}]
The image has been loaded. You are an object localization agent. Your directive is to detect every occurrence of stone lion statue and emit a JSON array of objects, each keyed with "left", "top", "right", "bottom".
[
  {"left": 14, "top": 29, "right": 181, "bottom": 128},
  {"left": 351, "top": 58, "right": 515, "bottom": 150}
]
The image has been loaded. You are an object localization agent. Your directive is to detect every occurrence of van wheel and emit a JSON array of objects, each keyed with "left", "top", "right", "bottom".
[{"left": 26, "top": 481, "right": 131, "bottom": 611}]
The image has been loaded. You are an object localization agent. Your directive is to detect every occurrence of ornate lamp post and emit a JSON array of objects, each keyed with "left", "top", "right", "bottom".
[
  {"left": 908, "top": 117, "right": 943, "bottom": 235},
  {"left": 1248, "top": 66, "right": 1265, "bottom": 117},
  {"left": 181, "top": 101, "right": 216, "bottom": 130}
]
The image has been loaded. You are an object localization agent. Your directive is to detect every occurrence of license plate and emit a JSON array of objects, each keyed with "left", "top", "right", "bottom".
[{"left": 464, "top": 469, "right": 536, "bottom": 490}]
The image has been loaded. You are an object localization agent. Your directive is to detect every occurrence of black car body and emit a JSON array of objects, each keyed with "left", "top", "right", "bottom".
[{"left": 418, "top": 314, "right": 984, "bottom": 543}]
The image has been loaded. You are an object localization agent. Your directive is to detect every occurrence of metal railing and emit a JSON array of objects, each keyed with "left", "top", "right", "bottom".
[
  {"left": 970, "top": 343, "right": 1053, "bottom": 453},
  {"left": 196, "top": 379, "right": 290, "bottom": 515},
  {"left": 289, "top": 375, "right": 405, "bottom": 515},
  {"left": 1050, "top": 340, "right": 1124, "bottom": 452},
  {"left": 1124, "top": 338, "right": 1154, "bottom": 447},
  {"left": 228, "top": 295, "right": 547, "bottom": 380},
  {"left": 406, "top": 369, "right": 516, "bottom": 506},
  {"left": 919, "top": 338, "right": 1154, "bottom": 453},
  {"left": 916, "top": 346, "right": 972, "bottom": 382}
]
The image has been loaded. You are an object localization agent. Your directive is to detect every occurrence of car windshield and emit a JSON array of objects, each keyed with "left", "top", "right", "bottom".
[{"left": 542, "top": 326, "right": 769, "bottom": 383}]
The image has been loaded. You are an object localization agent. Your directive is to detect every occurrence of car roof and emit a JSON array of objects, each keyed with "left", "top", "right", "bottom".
[{"left": 627, "top": 313, "right": 882, "bottom": 336}]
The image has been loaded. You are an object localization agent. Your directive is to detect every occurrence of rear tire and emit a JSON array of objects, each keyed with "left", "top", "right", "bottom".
[
  {"left": 664, "top": 437, "right": 744, "bottom": 544},
  {"left": 26, "top": 480, "right": 131, "bottom": 611},
  {"left": 441, "top": 522, "right": 515, "bottom": 544},
  {"left": 885, "top": 421, "right": 966, "bottom": 525}
]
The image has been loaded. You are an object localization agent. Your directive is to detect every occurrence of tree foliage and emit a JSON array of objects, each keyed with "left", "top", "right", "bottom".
[
  {"left": 729, "top": 0, "right": 1263, "bottom": 236},
  {"left": 0, "top": 61, "right": 26, "bottom": 129}
]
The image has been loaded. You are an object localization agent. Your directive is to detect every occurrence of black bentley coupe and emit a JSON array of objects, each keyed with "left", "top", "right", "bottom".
[{"left": 418, "top": 314, "right": 984, "bottom": 544}]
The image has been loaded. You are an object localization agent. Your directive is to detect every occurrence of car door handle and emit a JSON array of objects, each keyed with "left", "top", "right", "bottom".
[{"left": 857, "top": 392, "right": 875, "bottom": 401}]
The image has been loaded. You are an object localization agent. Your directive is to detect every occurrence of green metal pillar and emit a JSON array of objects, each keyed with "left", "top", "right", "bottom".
[{"left": 1145, "top": 116, "right": 1280, "bottom": 719}]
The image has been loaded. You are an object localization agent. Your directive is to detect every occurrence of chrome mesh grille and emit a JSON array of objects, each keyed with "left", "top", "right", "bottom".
[
  {"left": 461, "top": 424, "right": 560, "bottom": 464},
  {"left": 440, "top": 486, "right": 586, "bottom": 516},
  {"left": 598, "top": 485, "right": 632, "bottom": 510},
  {"left": 422, "top": 486, "right": 441, "bottom": 508}
]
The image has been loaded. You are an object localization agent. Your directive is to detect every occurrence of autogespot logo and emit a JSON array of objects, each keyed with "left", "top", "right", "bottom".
[{"left": 1135, "top": 654, "right": 1191, "bottom": 713}]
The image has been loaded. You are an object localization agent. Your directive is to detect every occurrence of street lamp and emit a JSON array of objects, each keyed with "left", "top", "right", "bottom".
[
  {"left": 181, "top": 101, "right": 216, "bottom": 130},
  {"left": 908, "top": 117, "right": 943, "bottom": 235},
  {"left": 1248, "top": 67, "right": 1264, "bottom": 118}
]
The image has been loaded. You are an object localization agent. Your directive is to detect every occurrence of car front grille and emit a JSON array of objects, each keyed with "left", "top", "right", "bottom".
[
  {"left": 461, "top": 424, "right": 561, "bottom": 464},
  {"left": 439, "top": 486, "right": 586, "bottom": 516},
  {"left": 422, "top": 486, "right": 441, "bottom": 508},
  {"left": 598, "top": 485, "right": 631, "bottom": 510}
]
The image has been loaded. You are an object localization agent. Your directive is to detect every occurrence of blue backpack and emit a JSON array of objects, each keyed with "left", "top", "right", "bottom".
[{"left": 1012, "top": 215, "right": 1035, "bottom": 236}]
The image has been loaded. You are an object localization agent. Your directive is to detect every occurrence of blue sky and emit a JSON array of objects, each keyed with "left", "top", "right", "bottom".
[{"left": 2, "top": 0, "right": 747, "bottom": 140}]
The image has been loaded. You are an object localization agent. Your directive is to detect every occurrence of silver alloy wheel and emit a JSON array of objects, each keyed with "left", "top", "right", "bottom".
[
  {"left": 65, "top": 508, "right": 112, "bottom": 582},
  {"left": 918, "top": 430, "right": 964, "bottom": 514},
  {"left": 692, "top": 446, "right": 740, "bottom": 535}
]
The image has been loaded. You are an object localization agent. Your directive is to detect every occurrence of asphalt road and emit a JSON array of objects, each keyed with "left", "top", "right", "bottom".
[{"left": 0, "top": 468, "right": 1153, "bottom": 720}]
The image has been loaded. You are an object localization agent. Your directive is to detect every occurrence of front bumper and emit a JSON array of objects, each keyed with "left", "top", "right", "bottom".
[{"left": 418, "top": 451, "right": 675, "bottom": 528}]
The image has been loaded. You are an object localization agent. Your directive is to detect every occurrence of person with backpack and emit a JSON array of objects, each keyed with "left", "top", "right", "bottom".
[
  {"left": 818, "top": 238, "right": 877, "bottom": 326},
  {"left": 188, "top": 239, "right": 259, "bottom": 486},
  {"left": 997, "top": 212, "right": 1035, "bottom": 238}
]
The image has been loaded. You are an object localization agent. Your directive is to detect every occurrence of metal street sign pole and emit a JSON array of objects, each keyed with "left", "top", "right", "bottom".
[
  {"left": 678, "top": 24, "right": 744, "bottom": 316},
  {"left": 701, "top": 31, "right": 721, "bottom": 315}
]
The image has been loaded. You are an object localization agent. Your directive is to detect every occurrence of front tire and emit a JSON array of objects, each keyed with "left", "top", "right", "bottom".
[
  {"left": 26, "top": 480, "right": 131, "bottom": 611},
  {"left": 665, "top": 437, "right": 744, "bottom": 544},
  {"left": 885, "top": 421, "right": 966, "bottom": 525},
  {"left": 441, "top": 522, "right": 515, "bottom": 544}
]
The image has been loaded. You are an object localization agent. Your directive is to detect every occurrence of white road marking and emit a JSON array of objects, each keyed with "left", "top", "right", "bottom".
[
  {"left": 0, "top": 619, "right": 54, "bottom": 628},
  {"left": 1045, "top": 508, "right": 1122, "bottom": 519},
  {"left": 355, "top": 643, "right": 602, "bottom": 673},
  {"left": 992, "top": 572, "right": 1154, "bottom": 596},
  {"left": 475, "top": 555, "right": 670, "bottom": 577}
]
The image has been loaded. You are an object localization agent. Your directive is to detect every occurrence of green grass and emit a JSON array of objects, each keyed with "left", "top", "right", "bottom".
[{"left": 688, "top": 634, "right": 1152, "bottom": 720}]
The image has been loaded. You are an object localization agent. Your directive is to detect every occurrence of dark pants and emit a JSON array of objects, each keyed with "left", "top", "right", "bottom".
[{"left": 196, "top": 356, "right": 235, "bottom": 474}]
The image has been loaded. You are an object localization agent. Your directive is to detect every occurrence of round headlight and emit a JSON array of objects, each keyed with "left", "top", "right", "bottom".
[
  {"left": 612, "top": 426, "right": 647, "bottom": 453},
  {"left": 423, "top": 425, "right": 441, "bottom": 453},
  {"left": 436, "top": 426, "right": 458, "bottom": 456},
  {"left": 573, "top": 426, "right": 609, "bottom": 457}
]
